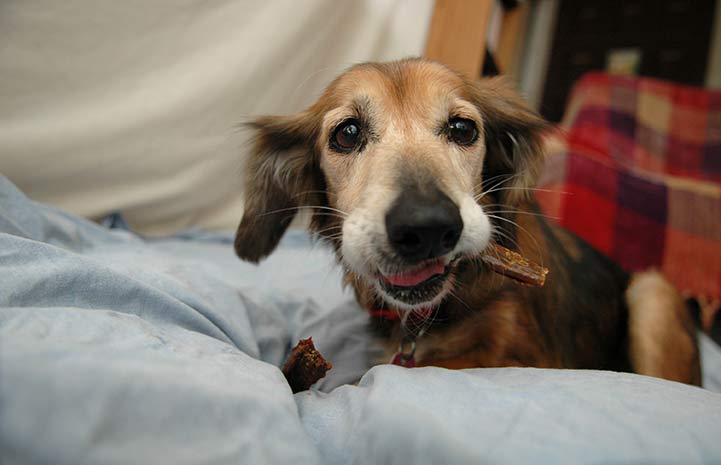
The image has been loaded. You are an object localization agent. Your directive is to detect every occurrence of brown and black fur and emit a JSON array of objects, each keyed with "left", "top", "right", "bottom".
[
  {"left": 234, "top": 58, "right": 701, "bottom": 385},
  {"left": 366, "top": 213, "right": 633, "bottom": 371}
]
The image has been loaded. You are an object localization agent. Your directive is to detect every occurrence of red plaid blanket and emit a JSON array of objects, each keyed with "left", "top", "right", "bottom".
[{"left": 536, "top": 72, "right": 721, "bottom": 329}]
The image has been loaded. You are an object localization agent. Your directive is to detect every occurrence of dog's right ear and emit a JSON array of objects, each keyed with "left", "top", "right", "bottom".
[
  {"left": 468, "top": 77, "right": 551, "bottom": 206},
  {"left": 234, "top": 112, "right": 321, "bottom": 263}
]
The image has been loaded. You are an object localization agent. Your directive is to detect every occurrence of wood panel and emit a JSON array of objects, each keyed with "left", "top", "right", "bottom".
[
  {"left": 496, "top": 2, "right": 530, "bottom": 75},
  {"left": 425, "top": 0, "right": 493, "bottom": 78}
]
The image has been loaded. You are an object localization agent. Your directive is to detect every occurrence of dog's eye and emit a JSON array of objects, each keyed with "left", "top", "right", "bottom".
[
  {"left": 331, "top": 119, "right": 361, "bottom": 152},
  {"left": 447, "top": 118, "right": 478, "bottom": 146}
]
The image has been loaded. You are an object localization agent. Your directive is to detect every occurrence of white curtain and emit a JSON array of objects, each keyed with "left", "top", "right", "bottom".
[{"left": 0, "top": 0, "right": 433, "bottom": 234}]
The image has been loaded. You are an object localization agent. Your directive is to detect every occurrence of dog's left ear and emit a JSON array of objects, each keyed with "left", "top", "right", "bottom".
[
  {"left": 469, "top": 77, "right": 551, "bottom": 206},
  {"left": 234, "top": 112, "right": 323, "bottom": 263}
]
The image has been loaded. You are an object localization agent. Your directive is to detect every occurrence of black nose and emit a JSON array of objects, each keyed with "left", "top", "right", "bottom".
[{"left": 385, "top": 187, "right": 463, "bottom": 263}]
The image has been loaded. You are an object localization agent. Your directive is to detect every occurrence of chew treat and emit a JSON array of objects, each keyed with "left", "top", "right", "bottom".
[
  {"left": 481, "top": 243, "right": 549, "bottom": 287},
  {"left": 282, "top": 337, "right": 332, "bottom": 393}
]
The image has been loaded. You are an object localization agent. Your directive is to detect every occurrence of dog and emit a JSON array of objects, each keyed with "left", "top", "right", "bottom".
[{"left": 234, "top": 58, "right": 700, "bottom": 385}]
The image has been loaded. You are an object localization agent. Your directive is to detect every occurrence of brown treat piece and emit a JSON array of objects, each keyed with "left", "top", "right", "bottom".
[
  {"left": 282, "top": 337, "right": 333, "bottom": 393},
  {"left": 481, "top": 243, "right": 549, "bottom": 287}
]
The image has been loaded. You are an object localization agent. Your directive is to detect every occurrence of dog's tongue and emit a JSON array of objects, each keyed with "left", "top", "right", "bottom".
[{"left": 385, "top": 261, "right": 446, "bottom": 287}]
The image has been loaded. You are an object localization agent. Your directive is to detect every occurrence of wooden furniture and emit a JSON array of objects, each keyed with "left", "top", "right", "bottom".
[
  {"left": 424, "top": 0, "right": 529, "bottom": 79},
  {"left": 425, "top": 0, "right": 494, "bottom": 78},
  {"left": 496, "top": 2, "right": 530, "bottom": 77}
]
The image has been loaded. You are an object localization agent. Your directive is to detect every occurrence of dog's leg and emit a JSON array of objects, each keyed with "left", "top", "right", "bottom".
[{"left": 626, "top": 271, "right": 701, "bottom": 385}]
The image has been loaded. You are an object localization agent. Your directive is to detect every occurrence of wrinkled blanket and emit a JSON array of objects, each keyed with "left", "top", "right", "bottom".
[{"left": 2, "top": 174, "right": 721, "bottom": 465}]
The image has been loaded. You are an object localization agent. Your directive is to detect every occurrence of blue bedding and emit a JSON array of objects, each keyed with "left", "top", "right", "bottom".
[{"left": 1, "top": 174, "right": 721, "bottom": 465}]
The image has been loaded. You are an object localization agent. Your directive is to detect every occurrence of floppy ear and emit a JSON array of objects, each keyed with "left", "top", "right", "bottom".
[
  {"left": 234, "top": 112, "right": 323, "bottom": 263},
  {"left": 470, "top": 77, "right": 551, "bottom": 206}
]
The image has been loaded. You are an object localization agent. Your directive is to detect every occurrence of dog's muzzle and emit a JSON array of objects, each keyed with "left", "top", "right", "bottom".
[
  {"left": 374, "top": 186, "right": 463, "bottom": 307},
  {"left": 385, "top": 186, "right": 463, "bottom": 264}
]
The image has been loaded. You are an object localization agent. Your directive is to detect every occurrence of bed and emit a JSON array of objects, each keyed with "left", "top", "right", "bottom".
[
  {"left": 2, "top": 174, "right": 721, "bottom": 465},
  {"left": 4, "top": 1, "right": 721, "bottom": 462}
]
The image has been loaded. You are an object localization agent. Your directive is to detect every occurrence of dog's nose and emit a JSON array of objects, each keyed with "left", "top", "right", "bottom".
[{"left": 385, "top": 187, "right": 463, "bottom": 263}]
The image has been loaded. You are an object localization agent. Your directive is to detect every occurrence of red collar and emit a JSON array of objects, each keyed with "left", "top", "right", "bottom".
[
  {"left": 368, "top": 306, "right": 435, "bottom": 324},
  {"left": 368, "top": 308, "right": 402, "bottom": 320}
]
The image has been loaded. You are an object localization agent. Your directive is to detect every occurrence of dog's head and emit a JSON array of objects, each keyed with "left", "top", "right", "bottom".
[{"left": 235, "top": 58, "right": 548, "bottom": 312}]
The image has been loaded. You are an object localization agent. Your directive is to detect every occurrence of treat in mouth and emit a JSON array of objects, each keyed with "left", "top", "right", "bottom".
[
  {"left": 374, "top": 245, "right": 549, "bottom": 308},
  {"left": 480, "top": 244, "right": 549, "bottom": 287}
]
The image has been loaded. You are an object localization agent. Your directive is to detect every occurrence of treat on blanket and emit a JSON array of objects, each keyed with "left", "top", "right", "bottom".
[
  {"left": 481, "top": 244, "right": 549, "bottom": 287},
  {"left": 282, "top": 337, "right": 332, "bottom": 393}
]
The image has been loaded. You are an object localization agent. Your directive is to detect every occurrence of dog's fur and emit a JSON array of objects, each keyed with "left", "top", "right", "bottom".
[{"left": 234, "top": 58, "right": 701, "bottom": 385}]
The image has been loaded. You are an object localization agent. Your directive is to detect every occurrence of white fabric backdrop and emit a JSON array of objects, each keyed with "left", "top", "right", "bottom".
[{"left": 0, "top": 0, "right": 433, "bottom": 234}]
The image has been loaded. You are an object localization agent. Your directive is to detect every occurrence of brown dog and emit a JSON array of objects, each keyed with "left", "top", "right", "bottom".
[{"left": 234, "top": 58, "right": 700, "bottom": 385}]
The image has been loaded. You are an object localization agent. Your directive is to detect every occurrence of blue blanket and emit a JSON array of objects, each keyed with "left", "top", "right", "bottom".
[{"left": 1, "top": 175, "right": 721, "bottom": 465}]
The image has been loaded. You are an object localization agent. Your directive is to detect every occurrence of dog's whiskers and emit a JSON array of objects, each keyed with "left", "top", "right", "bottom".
[
  {"left": 314, "top": 224, "right": 343, "bottom": 235},
  {"left": 448, "top": 288, "right": 472, "bottom": 313},
  {"left": 490, "top": 210, "right": 560, "bottom": 221},
  {"left": 258, "top": 205, "right": 349, "bottom": 219},
  {"left": 490, "top": 226, "right": 523, "bottom": 252},
  {"left": 472, "top": 172, "right": 516, "bottom": 192},
  {"left": 481, "top": 202, "right": 559, "bottom": 222},
  {"left": 471, "top": 171, "right": 526, "bottom": 198},
  {"left": 486, "top": 214, "right": 545, "bottom": 268},
  {"left": 475, "top": 186, "right": 561, "bottom": 202},
  {"left": 292, "top": 189, "right": 332, "bottom": 199}
]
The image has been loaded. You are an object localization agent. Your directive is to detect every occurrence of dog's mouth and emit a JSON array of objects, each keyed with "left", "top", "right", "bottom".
[{"left": 376, "top": 257, "right": 458, "bottom": 308}]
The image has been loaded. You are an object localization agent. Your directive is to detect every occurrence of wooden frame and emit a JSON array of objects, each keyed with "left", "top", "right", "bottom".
[
  {"left": 496, "top": 1, "right": 530, "bottom": 76},
  {"left": 425, "top": 0, "right": 531, "bottom": 78},
  {"left": 424, "top": 0, "right": 494, "bottom": 78}
]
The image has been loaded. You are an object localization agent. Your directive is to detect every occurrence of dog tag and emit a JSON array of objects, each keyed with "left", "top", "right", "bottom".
[
  {"left": 390, "top": 334, "right": 417, "bottom": 367},
  {"left": 390, "top": 351, "right": 416, "bottom": 368}
]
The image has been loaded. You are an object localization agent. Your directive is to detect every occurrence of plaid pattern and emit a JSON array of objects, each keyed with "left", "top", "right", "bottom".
[
  {"left": 536, "top": 73, "right": 721, "bottom": 329},
  {"left": 559, "top": 73, "right": 721, "bottom": 183}
]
